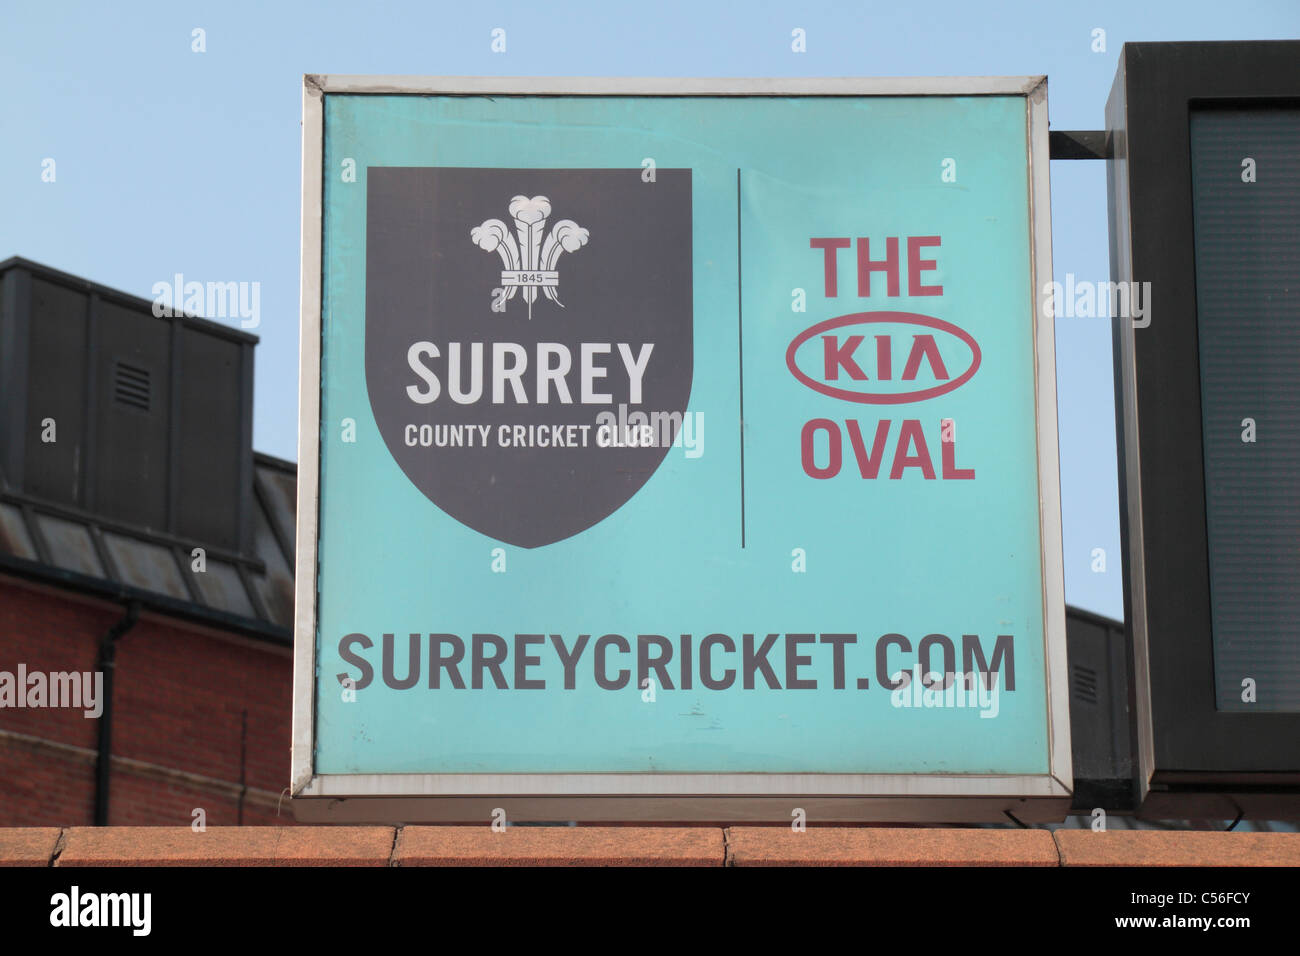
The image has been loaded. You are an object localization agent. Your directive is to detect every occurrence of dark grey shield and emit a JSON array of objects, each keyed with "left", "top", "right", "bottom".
[{"left": 365, "top": 167, "right": 693, "bottom": 549}]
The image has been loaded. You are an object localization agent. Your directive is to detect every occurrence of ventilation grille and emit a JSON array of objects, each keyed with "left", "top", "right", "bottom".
[
  {"left": 1072, "top": 664, "right": 1098, "bottom": 706},
  {"left": 114, "top": 361, "right": 151, "bottom": 411}
]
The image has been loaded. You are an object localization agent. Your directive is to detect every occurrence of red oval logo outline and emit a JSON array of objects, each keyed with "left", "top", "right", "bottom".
[{"left": 785, "top": 311, "right": 982, "bottom": 405}]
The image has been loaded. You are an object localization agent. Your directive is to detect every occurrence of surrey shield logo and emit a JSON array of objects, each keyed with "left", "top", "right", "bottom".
[{"left": 365, "top": 167, "right": 693, "bottom": 548}]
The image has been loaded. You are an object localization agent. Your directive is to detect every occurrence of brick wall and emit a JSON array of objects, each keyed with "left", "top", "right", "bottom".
[{"left": 0, "top": 577, "right": 295, "bottom": 827}]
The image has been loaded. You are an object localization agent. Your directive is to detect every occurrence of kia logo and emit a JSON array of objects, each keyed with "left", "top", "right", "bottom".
[{"left": 786, "top": 311, "right": 981, "bottom": 404}]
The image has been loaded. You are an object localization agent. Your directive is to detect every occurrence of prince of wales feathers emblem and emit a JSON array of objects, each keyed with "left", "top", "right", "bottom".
[{"left": 470, "top": 195, "right": 590, "bottom": 320}]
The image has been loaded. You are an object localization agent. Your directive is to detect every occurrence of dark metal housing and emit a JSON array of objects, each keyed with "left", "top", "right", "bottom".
[
  {"left": 1108, "top": 41, "right": 1300, "bottom": 812},
  {"left": 0, "top": 257, "right": 295, "bottom": 641}
]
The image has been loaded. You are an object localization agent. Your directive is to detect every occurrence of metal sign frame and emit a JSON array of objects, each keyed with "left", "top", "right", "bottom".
[
  {"left": 291, "top": 75, "right": 1070, "bottom": 823},
  {"left": 1107, "top": 41, "right": 1300, "bottom": 812}
]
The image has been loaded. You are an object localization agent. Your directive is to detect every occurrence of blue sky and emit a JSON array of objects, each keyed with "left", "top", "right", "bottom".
[{"left": 2, "top": 0, "right": 1297, "bottom": 619}]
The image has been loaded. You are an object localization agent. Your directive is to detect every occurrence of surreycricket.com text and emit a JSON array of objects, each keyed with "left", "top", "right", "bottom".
[{"left": 334, "top": 630, "right": 1016, "bottom": 701}]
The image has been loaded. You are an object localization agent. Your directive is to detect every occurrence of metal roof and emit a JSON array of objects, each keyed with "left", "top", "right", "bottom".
[{"left": 0, "top": 451, "right": 295, "bottom": 644}]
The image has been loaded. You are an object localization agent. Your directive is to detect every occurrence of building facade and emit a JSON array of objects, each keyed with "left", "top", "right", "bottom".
[{"left": 0, "top": 258, "right": 295, "bottom": 826}]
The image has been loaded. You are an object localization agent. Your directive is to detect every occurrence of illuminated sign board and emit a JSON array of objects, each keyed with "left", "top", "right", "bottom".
[{"left": 292, "top": 76, "right": 1069, "bottom": 822}]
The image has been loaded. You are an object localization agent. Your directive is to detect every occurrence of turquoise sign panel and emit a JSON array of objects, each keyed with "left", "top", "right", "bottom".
[{"left": 314, "top": 92, "right": 1048, "bottom": 775}]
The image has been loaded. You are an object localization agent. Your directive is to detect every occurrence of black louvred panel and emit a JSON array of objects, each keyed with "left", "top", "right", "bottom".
[
  {"left": 1071, "top": 664, "right": 1098, "bottom": 706},
  {"left": 114, "top": 360, "right": 151, "bottom": 411}
]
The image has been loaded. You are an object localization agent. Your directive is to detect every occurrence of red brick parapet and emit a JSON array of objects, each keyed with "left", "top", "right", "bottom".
[
  {"left": 726, "top": 826, "right": 1059, "bottom": 866},
  {"left": 1, "top": 826, "right": 1297, "bottom": 867},
  {"left": 1054, "top": 829, "right": 1300, "bottom": 867}
]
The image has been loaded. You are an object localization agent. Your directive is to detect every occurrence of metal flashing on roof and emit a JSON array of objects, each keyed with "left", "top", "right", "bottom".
[
  {"left": 101, "top": 531, "right": 189, "bottom": 601},
  {"left": 36, "top": 514, "right": 104, "bottom": 578},
  {"left": 0, "top": 502, "right": 37, "bottom": 560},
  {"left": 0, "top": 454, "right": 299, "bottom": 642},
  {"left": 189, "top": 558, "right": 257, "bottom": 619}
]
